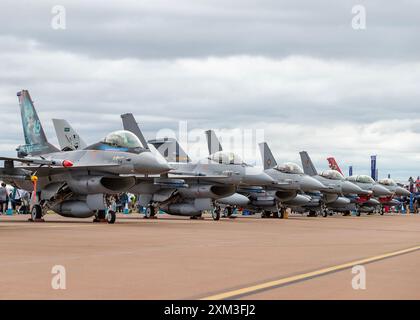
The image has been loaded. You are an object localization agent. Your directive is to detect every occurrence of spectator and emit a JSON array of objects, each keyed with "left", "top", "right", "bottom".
[{"left": 0, "top": 182, "right": 7, "bottom": 214}]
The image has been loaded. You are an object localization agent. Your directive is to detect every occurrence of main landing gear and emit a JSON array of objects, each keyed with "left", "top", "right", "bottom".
[
  {"left": 212, "top": 206, "right": 221, "bottom": 221},
  {"left": 29, "top": 204, "right": 44, "bottom": 222},
  {"left": 106, "top": 210, "right": 116, "bottom": 224},
  {"left": 93, "top": 210, "right": 116, "bottom": 224},
  {"left": 262, "top": 207, "right": 285, "bottom": 219},
  {"left": 223, "top": 206, "right": 236, "bottom": 219},
  {"left": 144, "top": 204, "right": 158, "bottom": 219}
]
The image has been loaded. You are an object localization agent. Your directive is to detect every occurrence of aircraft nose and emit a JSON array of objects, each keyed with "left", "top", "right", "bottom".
[
  {"left": 342, "top": 181, "right": 364, "bottom": 195},
  {"left": 395, "top": 187, "right": 411, "bottom": 197},
  {"left": 300, "top": 176, "right": 325, "bottom": 192},
  {"left": 372, "top": 184, "right": 393, "bottom": 197},
  {"left": 134, "top": 151, "right": 171, "bottom": 174}
]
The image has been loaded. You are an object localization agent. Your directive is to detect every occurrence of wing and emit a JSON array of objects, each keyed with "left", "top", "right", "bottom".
[{"left": 7, "top": 163, "right": 120, "bottom": 176}]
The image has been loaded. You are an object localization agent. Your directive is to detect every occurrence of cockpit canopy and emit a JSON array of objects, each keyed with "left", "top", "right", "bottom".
[
  {"left": 379, "top": 178, "right": 396, "bottom": 186},
  {"left": 347, "top": 175, "right": 375, "bottom": 184},
  {"left": 101, "top": 130, "right": 143, "bottom": 149},
  {"left": 209, "top": 151, "right": 243, "bottom": 165},
  {"left": 320, "top": 169, "right": 345, "bottom": 180},
  {"left": 275, "top": 162, "right": 304, "bottom": 174}
]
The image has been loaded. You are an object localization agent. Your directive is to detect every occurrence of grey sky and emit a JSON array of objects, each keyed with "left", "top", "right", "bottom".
[{"left": 0, "top": 1, "right": 419, "bottom": 180}]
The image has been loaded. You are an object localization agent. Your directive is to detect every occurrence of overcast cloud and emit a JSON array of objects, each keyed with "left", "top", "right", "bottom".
[{"left": 0, "top": 1, "right": 419, "bottom": 180}]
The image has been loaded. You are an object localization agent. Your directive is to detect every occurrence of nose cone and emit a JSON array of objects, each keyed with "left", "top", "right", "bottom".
[
  {"left": 342, "top": 181, "right": 365, "bottom": 195},
  {"left": 300, "top": 176, "right": 326, "bottom": 192},
  {"left": 243, "top": 170, "right": 274, "bottom": 186},
  {"left": 395, "top": 187, "right": 411, "bottom": 197},
  {"left": 134, "top": 151, "right": 171, "bottom": 174},
  {"left": 372, "top": 184, "right": 393, "bottom": 197}
]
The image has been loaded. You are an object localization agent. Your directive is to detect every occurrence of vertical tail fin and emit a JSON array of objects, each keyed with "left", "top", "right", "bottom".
[
  {"left": 258, "top": 142, "right": 277, "bottom": 170},
  {"left": 148, "top": 138, "right": 191, "bottom": 163},
  {"left": 205, "top": 130, "right": 223, "bottom": 155},
  {"left": 326, "top": 157, "right": 344, "bottom": 175},
  {"left": 121, "top": 113, "right": 149, "bottom": 150},
  {"left": 299, "top": 151, "right": 318, "bottom": 176},
  {"left": 52, "top": 119, "right": 87, "bottom": 151},
  {"left": 17, "top": 90, "right": 59, "bottom": 156}
]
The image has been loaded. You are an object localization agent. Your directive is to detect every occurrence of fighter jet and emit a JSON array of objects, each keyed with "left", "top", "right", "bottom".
[
  {"left": 204, "top": 132, "right": 325, "bottom": 218},
  {"left": 122, "top": 114, "right": 272, "bottom": 220},
  {"left": 0, "top": 90, "right": 170, "bottom": 224},
  {"left": 327, "top": 157, "right": 409, "bottom": 213},
  {"left": 299, "top": 151, "right": 368, "bottom": 216},
  {"left": 242, "top": 142, "right": 327, "bottom": 218},
  {"left": 53, "top": 114, "right": 246, "bottom": 221}
]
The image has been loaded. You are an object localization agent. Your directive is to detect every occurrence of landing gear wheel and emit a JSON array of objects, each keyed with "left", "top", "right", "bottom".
[
  {"left": 272, "top": 211, "right": 279, "bottom": 218},
  {"left": 107, "top": 210, "right": 116, "bottom": 224},
  {"left": 212, "top": 207, "right": 221, "bottom": 221},
  {"left": 224, "top": 207, "right": 234, "bottom": 218},
  {"left": 31, "top": 205, "right": 42, "bottom": 221},
  {"left": 279, "top": 208, "right": 285, "bottom": 219},
  {"left": 93, "top": 210, "right": 106, "bottom": 222},
  {"left": 145, "top": 205, "right": 156, "bottom": 219},
  {"left": 356, "top": 211, "right": 361, "bottom": 217},
  {"left": 262, "top": 210, "right": 272, "bottom": 218},
  {"left": 308, "top": 210, "right": 317, "bottom": 217},
  {"left": 322, "top": 209, "right": 328, "bottom": 218}
]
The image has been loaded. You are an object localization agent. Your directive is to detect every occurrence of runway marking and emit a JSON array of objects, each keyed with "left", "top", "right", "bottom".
[{"left": 201, "top": 245, "right": 420, "bottom": 300}]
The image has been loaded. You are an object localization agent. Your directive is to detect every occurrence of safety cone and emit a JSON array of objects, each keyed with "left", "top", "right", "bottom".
[
  {"left": 123, "top": 202, "right": 129, "bottom": 214},
  {"left": 6, "top": 199, "right": 13, "bottom": 215}
]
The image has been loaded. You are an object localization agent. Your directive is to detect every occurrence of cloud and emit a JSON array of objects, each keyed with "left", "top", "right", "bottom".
[
  {"left": 1, "top": 1, "right": 419, "bottom": 60},
  {"left": 0, "top": 2, "right": 419, "bottom": 181}
]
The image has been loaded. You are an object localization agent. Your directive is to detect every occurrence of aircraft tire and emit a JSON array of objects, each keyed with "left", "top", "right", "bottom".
[
  {"left": 107, "top": 210, "right": 116, "bottom": 224},
  {"left": 212, "top": 208, "right": 221, "bottom": 221},
  {"left": 145, "top": 205, "right": 156, "bottom": 219},
  {"left": 356, "top": 211, "right": 361, "bottom": 217},
  {"left": 322, "top": 209, "right": 328, "bottom": 218},
  {"left": 263, "top": 210, "right": 272, "bottom": 218},
  {"left": 31, "top": 205, "right": 42, "bottom": 221}
]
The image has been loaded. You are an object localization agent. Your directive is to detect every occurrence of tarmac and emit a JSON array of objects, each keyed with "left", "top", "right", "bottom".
[{"left": 0, "top": 212, "right": 419, "bottom": 300}]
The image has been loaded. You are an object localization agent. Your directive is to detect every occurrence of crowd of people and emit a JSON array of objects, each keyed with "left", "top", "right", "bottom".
[{"left": 0, "top": 182, "right": 31, "bottom": 214}]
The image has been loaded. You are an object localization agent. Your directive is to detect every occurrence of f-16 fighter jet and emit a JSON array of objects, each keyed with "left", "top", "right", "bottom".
[
  {"left": 205, "top": 132, "right": 326, "bottom": 218},
  {"left": 0, "top": 90, "right": 170, "bottom": 223},
  {"left": 299, "top": 151, "right": 368, "bottom": 216},
  {"left": 122, "top": 114, "right": 273, "bottom": 220}
]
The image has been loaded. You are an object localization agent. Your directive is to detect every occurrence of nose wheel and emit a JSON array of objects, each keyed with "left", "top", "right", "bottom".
[{"left": 30, "top": 204, "right": 43, "bottom": 222}]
